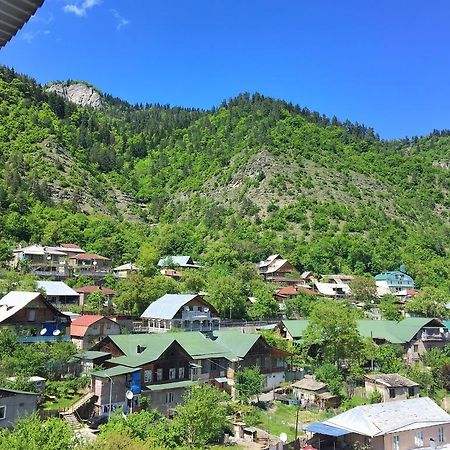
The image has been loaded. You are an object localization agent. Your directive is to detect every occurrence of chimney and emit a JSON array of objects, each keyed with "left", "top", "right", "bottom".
[{"left": 137, "top": 345, "right": 146, "bottom": 354}]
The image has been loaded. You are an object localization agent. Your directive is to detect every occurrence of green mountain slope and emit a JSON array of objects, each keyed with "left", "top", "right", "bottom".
[{"left": 0, "top": 66, "right": 448, "bottom": 290}]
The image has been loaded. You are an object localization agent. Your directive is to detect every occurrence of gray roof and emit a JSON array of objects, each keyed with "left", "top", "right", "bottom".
[
  {"left": 157, "top": 256, "right": 201, "bottom": 268},
  {"left": 140, "top": 294, "right": 198, "bottom": 319},
  {"left": 0, "top": 0, "right": 45, "bottom": 48},
  {"left": 36, "top": 281, "right": 79, "bottom": 297},
  {"left": 364, "top": 373, "right": 419, "bottom": 388},
  {"left": 323, "top": 397, "right": 450, "bottom": 437},
  {"left": 292, "top": 375, "right": 327, "bottom": 391}
]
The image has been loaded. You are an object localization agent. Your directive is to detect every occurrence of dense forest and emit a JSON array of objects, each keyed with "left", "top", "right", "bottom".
[{"left": 0, "top": 65, "right": 449, "bottom": 294}]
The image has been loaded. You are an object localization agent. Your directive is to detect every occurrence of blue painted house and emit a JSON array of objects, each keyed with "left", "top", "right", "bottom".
[{"left": 375, "top": 266, "right": 414, "bottom": 294}]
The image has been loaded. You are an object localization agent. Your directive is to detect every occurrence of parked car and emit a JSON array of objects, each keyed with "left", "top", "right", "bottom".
[{"left": 87, "top": 415, "right": 109, "bottom": 429}]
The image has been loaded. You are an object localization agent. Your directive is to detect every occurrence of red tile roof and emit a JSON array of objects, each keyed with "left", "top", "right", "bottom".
[
  {"left": 276, "top": 285, "right": 315, "bottom": 297},
  {"left": 69, "top": 252, "right": 110, "bottom": 261},
  {"left": 70, "top": 315, "right": 106, "bottom": 337},
  {"left": 75, "top": 285, "right": 116, "bottom": 295}
]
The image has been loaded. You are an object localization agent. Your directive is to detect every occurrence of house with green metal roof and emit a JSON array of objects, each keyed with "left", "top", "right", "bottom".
[
  {"left": 277, "top": 318, "right": 449, "bottom": 364},
  {"left": 0, "top": 387, "right": 38, "bottom": 429},
  {"left": 90, "top": 329, "right": 291, "bottom": 415}
]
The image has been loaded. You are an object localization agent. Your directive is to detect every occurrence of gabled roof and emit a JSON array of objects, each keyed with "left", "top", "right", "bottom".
[
  {"left": 258, "top": 254, "right": 282, "bottom": 268},
  {"left": 113, "top": 263, "right": 141, "bottom": 271},
  {"left": 69, "top": 252, "right": 110, "bottom": 261},
  {"left": 212, "top": 330, "right": 261, "bottom": 359},
  {"left": 280, "top": 318, "right": 446, "bottom": 343},
  {"left": 292, "top": 375, "right": 327, "bottom": 391},
  {"left": 314, "top": 281, "right": 351, "bottom": 296},
  {"left": 140, "top": 294, "right": 206, "bottom": 320},
  {"left": 322, "top": 397, "right": 450, "bottom": 437},
  {"left": 0, "top": 291, "right": 66, "bottom": 324},
  {"left": 0, "top": 0, "right": 45, "bottom": 48},
  {"left": 36, "top": 281, "right": 78, "bottom": 297},
  {"left": 364, "top": 373, "right": 419, "bottom": 388},
  {"left": 0, "top": 387, "right": 38, "bottom": 396},
  {"left": 157, "top": 256, "right": 201, "bottom": 268},
  {"left": 70, "top": 315, "right": 116, "bottom": 337},
  {"left": 13, "top": 244, "right": 67, "bottom": 256}
]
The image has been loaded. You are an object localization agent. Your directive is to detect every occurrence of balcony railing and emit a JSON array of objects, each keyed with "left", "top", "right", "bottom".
[{"left": 421, "top": 328, "right": 449, "bottom": 341}]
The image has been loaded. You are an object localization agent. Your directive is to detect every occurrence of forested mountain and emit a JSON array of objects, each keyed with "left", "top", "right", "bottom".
[{"left": 0, "top": 65, "right": 449, "bottom": 290}]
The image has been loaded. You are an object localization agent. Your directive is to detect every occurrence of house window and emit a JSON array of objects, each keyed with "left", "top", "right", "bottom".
[
  {"left": 165, "top": 392, "right": 174, "bottom": 404},
  {"left": 414, "top": 344, "right": 419, "bottom": 352},
  {"left": 415, "top": 431, "right": 424, "bottom": 447},
  {"left": 0, "top": 406, "right": 6, "bottom": 420},
  {"left": 144, "top": 370, "right": 152, "bottom": 383},
  {"left": 439, "top": 427, "right": 445, "bottom": 443},
  {"left": 389, "top": 388, "right": 396, "bottom": 399},
  {"left": 169, "top": 368, "right": 176, "bottom": 380},
  {"left": 156, "top": 369, "right": 163, "bottom": 381},
  {"left": 27, "top": 309, "right": 36, "bottom": 322},
  {"left": 408, "top": 387, "right": 416, "bottom": 397},
  {"left": 106, "top": 323, "right": 111, "bottom": 329},
  {"left": 179, "top": 367, "right": 185, "bottom": 379},
  {"left": 392, "top": 435, "right": 399, "bottom": 450}
]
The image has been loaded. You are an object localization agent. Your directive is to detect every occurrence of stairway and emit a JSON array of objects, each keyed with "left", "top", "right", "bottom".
[{"left": 61, "top": 412, "right": 81, "bottom": 430}]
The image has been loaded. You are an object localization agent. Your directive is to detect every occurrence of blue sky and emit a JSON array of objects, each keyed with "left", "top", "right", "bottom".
[{"left": 1, "top": 0, "right": 450, "bottom": 139}]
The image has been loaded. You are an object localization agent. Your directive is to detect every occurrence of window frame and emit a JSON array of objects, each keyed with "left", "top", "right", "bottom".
[
  {"left": 169, "top": 368, "right": 177, "bottom": 380},
  {"left": 415, "top": 431, "right": 424, "bottom": 447},
  {"left": 144, "top": 369, "right": 152, "bottom": 383},
  {"left": 0, "top": 406, "right": 6, "bottom": 420},
  {"left": 392, "top": 435, "right": 400, "bottom": 450}
]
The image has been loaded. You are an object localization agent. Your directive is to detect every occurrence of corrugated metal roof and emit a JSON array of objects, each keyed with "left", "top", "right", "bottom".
[
  {"left": 91, "top": 365, "right": 140, "bottom": 378},
  {"left": 36, "top": 281, "right": 79, "bottom": 297},
  {"left": 140, "top": 294, "right": 199, "bottom": 320},
  {"left": 157, "top": 256, "right": 201, "bottom": 268},
  {"left": 146, "top": 380, "right": 197, "bottom": 391},
  {"left": 323, "top": 397, "right": 450, "bottom": 437},
  {"left": 304, "top": 421, "right": 350, "bottom": 437},
  {"left": 0, "top": 291, "right": 42, "bottom": 323},
  {"left": 0, "top": 0, "right": 45, "bottom": 48}
]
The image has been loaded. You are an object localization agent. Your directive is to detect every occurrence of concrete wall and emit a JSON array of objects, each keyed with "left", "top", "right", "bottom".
[
  {"left": 143, "top": 387, "right": 187, "bottom": 415},
  {"left": 0, "top": 393, "right": 37, "bottom": 429},
  {"left": 365, "top": 382, "right": 419, "bottom": 402}
]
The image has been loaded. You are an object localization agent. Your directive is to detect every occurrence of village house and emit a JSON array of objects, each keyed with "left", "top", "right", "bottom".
[
  {"left": 292, "top": 375, "right": 339, "bottom": 409},
  {"left": 157, "top": 256, "right": 202, "bottom": 269},
  {"left": 91, "top": 330, "right": 291, "bottom": 415},
  {"left": 364, "top": 374, "right": 419, "bottom": 402},
  {"left": 75, "top": 285, "right": 116, "bottom": 308},
  {"left": 274, "top": 285, "right": 316, "bottom": 303},
  {"left": 0, "top": 291, "right": 70, "bottom": 342},
  {"left": 0, "top": 388, "right": 38, "bottom": 429},
  {"left": 313, "top": 281, "right": 351, "bottom": 298},
  {"left": 73, "top": 351, "right": 111, "bottom": 374},
  {"left": 277, "top": 318, "right": 450, "bottom": 364},
  {"left": 257, "top": 254, "right": 300, "bottom": 283},
  {"left": 6, "top": 376, "right": 46, "bottom": 394},
  {"left": 304, "top": 397, "right": 450, "bottom": 450},
  {"left": 12, "top": 244, "right": 86, "bottom": 277},
  {"left": 137, "top": 294, "right": 220, "bottom": 333},
  {"left": 70, "top": 315, "right": 121, "bottom": 350},
  {"left": 36, "top": 280, "right": 80, "bottom": 306},
  {"left": 112, "top": 263, "right": 141, "bottom": 279},
  {"left": 68, "top": 253, "right": 112, "bottom": 277},
  {"left": 160, "top": 268, "right": 183, "bottom": 280},
  {"left": 375, "top": 266, "right": 414, "bottom": 296}
]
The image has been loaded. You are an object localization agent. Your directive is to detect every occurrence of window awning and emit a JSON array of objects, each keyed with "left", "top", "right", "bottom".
[{"left": 304, "top": 421, "right": 351, "bottom": 437}]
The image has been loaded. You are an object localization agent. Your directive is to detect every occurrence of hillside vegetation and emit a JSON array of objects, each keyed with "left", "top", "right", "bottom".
[{"left": 0, "top": 66, "right": 449, "bottom": 291}]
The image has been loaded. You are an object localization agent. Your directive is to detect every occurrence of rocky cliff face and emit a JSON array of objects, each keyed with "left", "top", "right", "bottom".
[{"left": 46, "top": 82, "right": 103, "bottom": 109}]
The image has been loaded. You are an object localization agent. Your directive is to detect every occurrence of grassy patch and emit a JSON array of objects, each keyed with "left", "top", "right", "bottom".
[
  {"left": 254, "top": 402, "right": 331, "bottom": 442},
  {"left": 41, "top": 393, "right": 84, "bottom": 411}
]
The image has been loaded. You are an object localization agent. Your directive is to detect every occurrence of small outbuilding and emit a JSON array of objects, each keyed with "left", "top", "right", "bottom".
[{"left": 364, "top": 373, "right": 419, "bottom": 402}]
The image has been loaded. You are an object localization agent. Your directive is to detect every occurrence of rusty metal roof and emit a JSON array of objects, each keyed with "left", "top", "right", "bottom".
[{"left": 0, "top": 0, "right": 45, "bottom": 48}]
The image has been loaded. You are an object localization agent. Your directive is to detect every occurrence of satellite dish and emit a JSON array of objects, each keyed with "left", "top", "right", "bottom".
[
  {"left": 53, "top": 329, "right": 61, "bottom": 336},
  {"left": 280, "top": 432, "right": 288, "bottom": 443},
  {"left": 40, "top": 328, "right": 47, "bottom": 336},
  {"left": 204, "top": 307, "right": 209, "bottom": 312},
  {"left": 125, "top": 390, "right": 134, "bottom": 400}
]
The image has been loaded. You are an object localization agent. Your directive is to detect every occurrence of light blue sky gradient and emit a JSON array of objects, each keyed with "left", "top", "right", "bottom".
[{"left": 1, "top": 0, "right": 450, "bottom": 139}]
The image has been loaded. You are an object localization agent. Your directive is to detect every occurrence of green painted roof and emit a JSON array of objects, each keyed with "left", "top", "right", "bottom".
[
  {"left": 74, "top": 351, "right": 111, "bottom": 360},
  {"left": 0, "top": 387, "right": 38, "bottom": 396},
  {"left": 281, "top": 320, "right": 310, "bottom": 339},
  {"left": 146, "top": 380, "right": 198, "bottom": 391},
  {"left": 212, "top": 330, "right": 260, "bottom": 359},
  {"left": 108, "top": 340, "right": 176, "bottom": 367},
  {"left": 108, "top": 331, "right": 241, "bottom": 362},
  {"left": 92, "top": 365, "right": 140, "bottom": 378},
  {"left": 281, "top": 318, "right": 443, "bottom": 344}
]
